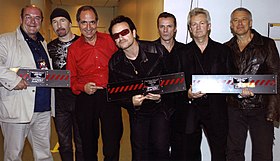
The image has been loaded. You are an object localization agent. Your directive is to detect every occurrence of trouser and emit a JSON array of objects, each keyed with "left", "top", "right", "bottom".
[
  {"left": 129, "top": 110, "right": 170, "bottom": 161},
  {"left": 171, "top": 105, "right": 228, "bottom": 161},
  {"left": 227, "top": 107, "right": 274, "bottom": 161},
  {"left": 75, "top": 90, "right": 123, "bottom": 161},
  {"left": 0, "top": 111, "right": 53, "bottom": 161},
  {"left": 54, "top": 89, "right": 83, "bottom": 161},
  {"left": 170, "top": 130, "right": 202, "bottom": 161}
]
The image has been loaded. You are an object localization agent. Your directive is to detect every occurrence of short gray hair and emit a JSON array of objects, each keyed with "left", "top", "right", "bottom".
[
  {"left": 187, "top": 8, "right": 211, "bottom": 26},
  {"left": 230, "top": 7, "right": 252, "bottom": 21}
]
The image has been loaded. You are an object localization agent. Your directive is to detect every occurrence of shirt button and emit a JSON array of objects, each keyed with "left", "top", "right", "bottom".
[
  {"left": 32, "top": 90, "right": 35, "bottom": 92},
  {"left": 98, "top": 66, "right": 100, "bottom": 69},
  {"left": 96, "top": 56, "right": 98, "bottom": 59}
]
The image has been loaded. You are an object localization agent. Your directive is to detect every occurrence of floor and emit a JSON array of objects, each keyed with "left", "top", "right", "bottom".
[{"left": 0, "top": 109, "right": 131, "bottom": 161}]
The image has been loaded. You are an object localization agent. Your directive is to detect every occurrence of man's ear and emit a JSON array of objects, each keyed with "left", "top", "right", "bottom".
[{"left": 133, "top": 29, "right": 137, "bottom": 38}]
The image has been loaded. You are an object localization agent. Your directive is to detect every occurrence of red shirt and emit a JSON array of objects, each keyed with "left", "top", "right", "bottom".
[{"left": 66, "top": 32, "right": 118, "bottom": 95}]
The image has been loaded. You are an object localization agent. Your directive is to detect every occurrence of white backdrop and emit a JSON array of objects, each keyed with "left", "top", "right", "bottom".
[{"left": 164, "top": 0, "right": 280, "bottom": 160}]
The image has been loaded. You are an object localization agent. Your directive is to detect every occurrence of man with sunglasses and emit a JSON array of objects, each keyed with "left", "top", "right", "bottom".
[
  {"left": 66, "top": 6, "right": 123, "bottom": 161},
  {"left": 108, "top": 15, "right": 170, "bottom": 161}
]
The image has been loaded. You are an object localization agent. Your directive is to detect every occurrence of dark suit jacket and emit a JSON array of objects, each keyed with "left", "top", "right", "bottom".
[{"left": 172, "top": 38, "right": 236, "bottom": 134}]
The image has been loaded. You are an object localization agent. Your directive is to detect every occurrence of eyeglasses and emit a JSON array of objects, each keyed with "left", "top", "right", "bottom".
[{"left": 112, "top": 29, "right": 130, "bottom": 40}]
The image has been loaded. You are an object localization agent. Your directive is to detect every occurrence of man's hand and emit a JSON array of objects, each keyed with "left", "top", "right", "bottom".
[
  {"left": 84, "top": 82, "right": 103, "bottom": 95},
  {"left": 239, "top": 88, "right": 254, "bottom": 98},
  {"left": 132, "top": 93, "right": 161, "bottom": 107},
  {"left": 145, "top": 93, "right": 161, "bottom": 101},
  {"left": 187, "top": 85, "right": 205, "bottom": 99},
  {"left": 13, "top": 79, "right": 28, "bottom": 90},
  {"left": 132, "top": 94, "right": 146, "bottom": 107}
]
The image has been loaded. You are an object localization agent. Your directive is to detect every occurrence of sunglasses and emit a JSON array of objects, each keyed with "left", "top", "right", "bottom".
[{"left": 112, "top": 29, "right": 130, "bottom": 40}]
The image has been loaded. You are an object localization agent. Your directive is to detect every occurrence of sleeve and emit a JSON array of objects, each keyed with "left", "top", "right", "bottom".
[
  {"left": 225, "top": 45, "right": 238, "bottom": 74},
  {"left": 265, "top": 39, "right": 280, "bottom": 121},
  {"left": 108, "top": 55, "right": 134, "bottom": 110},
  {"left": 0, "top": 36, "right": 22, "bottom": 90},
  {"left": 66, "top": 46, "right": 85, "bottom": 95}
]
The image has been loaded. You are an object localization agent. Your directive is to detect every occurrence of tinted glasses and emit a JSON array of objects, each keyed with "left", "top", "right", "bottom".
[{"left": 112, "top": 29, "right": 130, "bottom": 40}]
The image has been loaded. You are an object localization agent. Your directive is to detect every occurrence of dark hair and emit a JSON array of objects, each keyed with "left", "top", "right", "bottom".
[
  {"left": 21, "top": 5, "right": 43, "bottom": 21},
  {"left": 157, "top": 12, "right": 177, "bottom": 27},
  {"left": 108, "top": 15, "right": 139, "bottom": 39},
  {"left": 76, "top": 5, "right": 98, "bottom": 22}
]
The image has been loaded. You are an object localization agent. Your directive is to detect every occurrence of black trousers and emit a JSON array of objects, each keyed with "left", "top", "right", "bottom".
[
  {"left": 227, "top": 107, "right": 274, "bottom": 161},
  {"left": 75, "top": 90, "right": 123, "bottom": 161},
  {"left": 129, "top": 109, "right": 170, "bottom": 161},
  {"left": 171, "top": 105, "right": 228, "bottom": 161},
  {"left": 54, "top": 89, "right": 84, "bottom": 161}
]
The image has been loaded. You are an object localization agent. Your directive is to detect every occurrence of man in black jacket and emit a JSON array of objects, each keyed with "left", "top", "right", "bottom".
[
  {"left": 108, "top": 15, "right": 170, "bottom": 161},
  {"left": 225, "top": 7, "right": 279, "bottom": 161},
  {"left": 154, "top": 12, "right": 186, "bottom": 74},
  {"left": 47, "top": 8, "right": 83, "bottom": 161},
  {"left": 171, "top": 8, "right": 235, "bottom": 161}
]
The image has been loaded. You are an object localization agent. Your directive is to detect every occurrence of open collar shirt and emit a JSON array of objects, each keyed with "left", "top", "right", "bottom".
[{"left": 67, "top": 32, "right": 118, "bottom": 95}]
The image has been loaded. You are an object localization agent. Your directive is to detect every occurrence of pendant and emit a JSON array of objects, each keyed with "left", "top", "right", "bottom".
[{"left": 134, "top": 70, "right": 138, "bottom": 75}]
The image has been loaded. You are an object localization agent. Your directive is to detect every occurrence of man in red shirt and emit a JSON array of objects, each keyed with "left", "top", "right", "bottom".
[{"left": 66, "top": 6, "right": 123, "bottom": 161}]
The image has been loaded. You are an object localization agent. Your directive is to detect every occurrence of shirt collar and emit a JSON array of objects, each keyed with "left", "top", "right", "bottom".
[{"left": 20, "top": 26, "right": 44, "bottom": 42}]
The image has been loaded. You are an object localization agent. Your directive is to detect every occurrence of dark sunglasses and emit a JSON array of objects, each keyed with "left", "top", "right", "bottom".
[{"left": 112, "top": 29, "right": 130, "bottom": 40}]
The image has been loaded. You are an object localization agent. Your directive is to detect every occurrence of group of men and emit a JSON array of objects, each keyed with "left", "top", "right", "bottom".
[{"left": 0, "top": 4, "right": 279, "bottom": 161}]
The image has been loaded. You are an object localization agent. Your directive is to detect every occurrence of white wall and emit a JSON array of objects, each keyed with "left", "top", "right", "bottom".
[
  {"left": 164, "top": 0, "right": 280, "bottom": 160},
  {"left": 164, "top": 0, "right": 280, "bottom": 50}
]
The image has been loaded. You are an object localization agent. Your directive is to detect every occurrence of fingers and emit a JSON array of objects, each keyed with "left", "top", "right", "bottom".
[
  {"left": 22, "top": 79, "right": 28, "bottom": 89},
  {"left": 92, "top": 86, "right": 103, "bottom": 90},
  {"left": 145, "top": 93, "right": 161, "bottom": 100},
  {"left": 188, "top": 90, "right": 205, "bottom": 99},
  {"left": 132, "top": 94, "right": 146, "bottom": 106},
  {"left": 240, "top": 88, "right": 254, "bottom": 98},
  {"left": 14, "top": 79, "right": 28, "bottom": 90},
  {"left": 84, "top": 82, "right": 103, "bottom": 95}
]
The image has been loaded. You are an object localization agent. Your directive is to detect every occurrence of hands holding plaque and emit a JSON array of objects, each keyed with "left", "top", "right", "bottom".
[
  {"left": 13, "top": 79, "right": 28, "bottom": 90},
  {"left": 188, "top": 85, "right": 206, "bottom": 99},
  {"left": 132, "top": 93, "right": 161, "bottom": 107}
]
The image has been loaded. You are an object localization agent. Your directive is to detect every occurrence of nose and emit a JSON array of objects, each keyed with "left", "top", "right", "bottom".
[
  {"left": 57, "top": 22, "right": 61, "bottom": 28},
  {"left": 238, "top": 19, "right": 243, "bottom": 25},
  {"left": 86, "top": 23, "right": 90, "bottom": 30},
  {"left": 118, "top": 34, "right": 123, "bottom": 40},
  {"left": 30, "top": 17, "right": 36, "bottom": 24}
]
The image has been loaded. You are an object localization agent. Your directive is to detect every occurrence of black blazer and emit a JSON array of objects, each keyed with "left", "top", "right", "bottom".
[{"left": 172, "top": 38, "right": 236, "bottom": 134}]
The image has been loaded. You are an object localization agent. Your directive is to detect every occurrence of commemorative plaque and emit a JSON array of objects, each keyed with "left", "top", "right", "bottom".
[
  {"left": 107, "top": 72, "right": 186, "bottom": 101},
  {"left": 192, "top": 75, "right": 277, "bottom": 94},
  {"left": 0, "top": 68, "right": 70, "bottom": 87}
]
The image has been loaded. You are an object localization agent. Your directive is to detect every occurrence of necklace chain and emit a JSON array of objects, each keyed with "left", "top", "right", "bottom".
[{"left": 128, "top": 60, "right": 138, "bottom": 75}]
